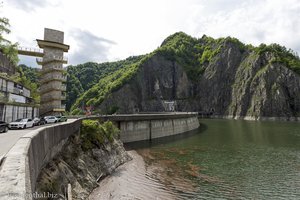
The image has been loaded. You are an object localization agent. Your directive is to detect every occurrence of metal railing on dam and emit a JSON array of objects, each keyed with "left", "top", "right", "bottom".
[{"left": 0, "top": 112, "right": 199, "bottom": 199}]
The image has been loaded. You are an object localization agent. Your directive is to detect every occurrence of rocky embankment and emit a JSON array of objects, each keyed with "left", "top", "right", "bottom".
[{"left": 35, "top": 120, "right": 131, "bottom": 200}]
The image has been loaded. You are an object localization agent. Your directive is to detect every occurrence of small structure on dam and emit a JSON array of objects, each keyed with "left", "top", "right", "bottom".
[{"left": 18, "top": 28, "right": 69, "bottom": 116}]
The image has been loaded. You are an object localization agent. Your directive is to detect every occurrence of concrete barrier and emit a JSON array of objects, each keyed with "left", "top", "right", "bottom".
[
  {"left": 0, "top": 119, "right": 82, "bottom": 200},
  {"left": 0, "top": 113, "right": 199, "bottom": 199}
]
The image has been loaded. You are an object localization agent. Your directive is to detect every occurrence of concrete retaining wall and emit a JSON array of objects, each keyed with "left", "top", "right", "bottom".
[{"left": 0, "top": 119, "right": 81, "bottom": 200}]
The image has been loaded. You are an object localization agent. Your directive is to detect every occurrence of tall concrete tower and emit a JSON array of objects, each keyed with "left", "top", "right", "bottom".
[{"left": 37, "top": 28, "right": 69, "bottom": 116}]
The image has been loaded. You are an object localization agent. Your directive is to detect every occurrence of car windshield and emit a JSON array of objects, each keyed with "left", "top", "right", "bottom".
[{"left": 15, "top": 119, "right": 27, "bottom": 122}]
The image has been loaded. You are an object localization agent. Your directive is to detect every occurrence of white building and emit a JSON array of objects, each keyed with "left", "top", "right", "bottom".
[{"left": 0, "top": 75, "right": 39, "bottom": 122}]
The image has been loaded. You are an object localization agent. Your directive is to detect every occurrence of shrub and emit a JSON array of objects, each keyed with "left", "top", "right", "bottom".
[{"left": 80, "top": 120, "right": 120, "bottom": 151}]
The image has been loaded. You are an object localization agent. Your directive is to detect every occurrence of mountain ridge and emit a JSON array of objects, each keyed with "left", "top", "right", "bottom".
[
  {"left": 19, "top": 32, "right": 300, "bottom": 119},
  {"left": 69, "top": 32, "right": 300, "bottom": 120}
]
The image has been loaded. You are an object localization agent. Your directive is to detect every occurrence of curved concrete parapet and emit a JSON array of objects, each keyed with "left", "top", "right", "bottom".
[
  {"left": 0, "top": 112, "right": 199, "bottom": 199},
  {"left": 119, "top": 113, "right": 200, "bottom": 143},
  {"left": 0, "top": 119, "right": 81, "bottom": 200}
]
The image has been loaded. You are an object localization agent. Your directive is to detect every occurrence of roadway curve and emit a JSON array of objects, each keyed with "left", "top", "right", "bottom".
[{"left": 0, "top": 119, "right": 77, "bottom": 161}]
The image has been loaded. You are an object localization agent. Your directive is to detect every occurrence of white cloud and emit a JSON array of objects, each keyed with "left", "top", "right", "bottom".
[
  {"left": 191, "top": 0, "right": 300, "bottom": 51},
  {"left": 68, "top": 29, "right": 116, "bottom": 64},
  {"left": 1, "top": 0, "right": 300, "bottom": 67}
]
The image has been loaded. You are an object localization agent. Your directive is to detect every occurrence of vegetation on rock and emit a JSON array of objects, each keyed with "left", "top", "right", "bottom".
[
  {"left": 80, "top": 120, "right": 120, "bottom": 151},
  {"left": 255, "top": 43, "right": 300, "bottom": 74},
  {"left": 70, "top": 32, "right": 300, "bottom": 115},
  {"left": 67, "top": 56, "right": 144, "bottom": 111}
]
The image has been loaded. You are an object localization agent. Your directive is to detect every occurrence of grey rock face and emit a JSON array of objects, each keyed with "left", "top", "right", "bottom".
[
  {"left": 35, "top": 134, "right": 131, "bottom": 200},
  {"left": 99, "top": 42, "right": 300, "bottom": 120},
  {"left": 99, "top": 55, "right": 196, "bottom": 113}
]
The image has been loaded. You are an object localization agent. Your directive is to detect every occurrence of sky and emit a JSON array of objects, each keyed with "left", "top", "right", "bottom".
[{"left": 2, "top": 0, "right": 300, "bottom": 68}]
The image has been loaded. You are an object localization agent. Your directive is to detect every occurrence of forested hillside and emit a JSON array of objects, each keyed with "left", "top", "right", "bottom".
[
  {"left": 70, "top": 32, "right": 300, "bottom": 119},
  {"left": 20, "top": 32, "right": 300, "bottom": 119},
  {"left": 66, "top": 56, "right": 144, "bottom": 111}
]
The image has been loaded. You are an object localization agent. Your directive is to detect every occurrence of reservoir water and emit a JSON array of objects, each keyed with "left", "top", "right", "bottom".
[{"left": 130, "top": 119, "right": 300, "bottom": 199}]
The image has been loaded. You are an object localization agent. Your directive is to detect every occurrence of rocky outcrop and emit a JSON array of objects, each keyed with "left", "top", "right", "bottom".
[
  {"left": 35, "top": 131, "right": 131, "bottom": 200},
  {"left": 99, "top": 55, "right": 196, "bottom": 113},
  {"left": 98, "top": 39, "right": 300, "bottom": 120}
]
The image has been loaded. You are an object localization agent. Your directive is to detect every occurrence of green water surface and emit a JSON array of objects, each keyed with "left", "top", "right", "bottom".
[{"left": 135, "top": 119, "right": 300, "bottom": 199}]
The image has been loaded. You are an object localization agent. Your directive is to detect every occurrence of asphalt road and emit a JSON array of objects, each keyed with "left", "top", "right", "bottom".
[{"left": 0, "top": 119, "right": 77, "bottom": 160}]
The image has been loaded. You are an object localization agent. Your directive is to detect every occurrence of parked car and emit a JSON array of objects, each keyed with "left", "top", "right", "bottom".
[
  {"left": 0, "top": 121, "right": 8, "bottom": 133},
  {"left": 38, "top": 117, "right": 47, "bottom": 125},
  {"left": 56, "top": 116, "right": 68, "bottom": 122},
  {"left": 44, "top": 116, "right": 58, "bottom": 123},
  {"left": 8, "top": 118, "right": 34, "bottom": 129},
  {"left": 33, "top": 117, "right": 40, "bottom": 126}
]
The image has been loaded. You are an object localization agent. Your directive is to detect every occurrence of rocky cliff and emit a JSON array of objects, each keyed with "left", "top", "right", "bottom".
[
  {"left": 35, "top": 120, "right": 131, "bottom": 200},
  {"left": 71, "top": 33, "right": 300, "bottom": 120}
]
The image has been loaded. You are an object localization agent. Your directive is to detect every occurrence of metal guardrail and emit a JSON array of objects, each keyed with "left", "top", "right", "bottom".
[
  {"left": 17, "top": 47, "right": 44, "bottom": 57},
  {"left": 18, "top": 47, "right": 43, "bottom": 54}
]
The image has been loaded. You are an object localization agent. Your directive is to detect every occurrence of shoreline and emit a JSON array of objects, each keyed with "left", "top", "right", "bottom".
[
  {"left": 203, "top": 115, "right": 300, "bottom": 122},
  {"left": 88, "top": 150, "right": 176, "bottom": 200}
]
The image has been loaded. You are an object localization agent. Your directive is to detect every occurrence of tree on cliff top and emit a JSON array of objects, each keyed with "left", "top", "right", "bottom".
[{"left": 0, "top": 17, "right": 19, "bottom": 65}]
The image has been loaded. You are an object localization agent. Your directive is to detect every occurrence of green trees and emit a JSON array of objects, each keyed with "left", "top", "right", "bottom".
[
  {"left": 0, "top": 17, "right": 19, "bottom": 65},
  {"left": 12, "top": 65, "right": 40, "bottom": 103},
  {"left": 156, "top": 32, "right": 225, "bottom": 82},
  {"left": 67, "top": 56, "right": 145, "bottom": 112},
  {"left": 255, "top": 43, "right": 300, "bottom": 74}
]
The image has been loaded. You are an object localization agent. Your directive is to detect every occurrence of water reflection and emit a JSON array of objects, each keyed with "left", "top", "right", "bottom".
[{"left": 130, "top": 119, "right": 300, "bottom": 199}]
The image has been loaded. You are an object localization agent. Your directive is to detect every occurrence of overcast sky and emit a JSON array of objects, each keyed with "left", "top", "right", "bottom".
[{"left": 2, "top": 0, "right": 300, "bottom": 67}]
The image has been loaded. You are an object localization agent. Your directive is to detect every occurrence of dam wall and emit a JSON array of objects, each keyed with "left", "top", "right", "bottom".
[
  {"left": 119, "top": 115, "right": 199, "bottom": 143},
  {"left": 0, "top": 112, "right": 199, "bottom": 199}
]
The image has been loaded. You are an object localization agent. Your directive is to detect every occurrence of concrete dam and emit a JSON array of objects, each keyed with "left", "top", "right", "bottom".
[
  {"left": 0, "top": 112, "right": 199, "bottom": 199},
  {"left": 90, "top": 112, "right": 200, "bottom": 143}
]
